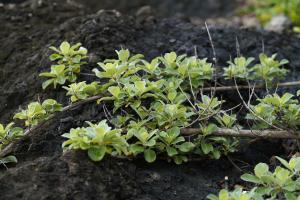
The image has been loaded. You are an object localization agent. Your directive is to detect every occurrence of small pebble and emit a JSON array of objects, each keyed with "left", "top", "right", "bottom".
[{"left": 266, "top": 14, "right": 292, "bottom": 33}]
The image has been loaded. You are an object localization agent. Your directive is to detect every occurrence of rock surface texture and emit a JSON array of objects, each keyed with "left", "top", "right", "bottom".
[{"left": 1, "top": 0, "right": 300, "bottom": 199}]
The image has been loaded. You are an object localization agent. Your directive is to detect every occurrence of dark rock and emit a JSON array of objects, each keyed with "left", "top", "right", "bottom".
[{"left": 0, "top": 0, "right": 299, "bottom": 199}]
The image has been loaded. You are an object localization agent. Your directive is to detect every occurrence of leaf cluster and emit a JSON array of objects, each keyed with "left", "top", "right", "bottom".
[
  {"left": 60, "top": 48, "right": 292, "bottom": 164},
  {"left": 40, "top": 42, "right": 88, "bottom": 89},
  {"left": 0, "top": 123, "right": 23, "bottom": 166},
  {"left": 208, "top": 156, "right": 300, "bottom": 200},
  {"left": 61, "top": 49, "right": 242, "bottom": 163},
  {"left": 247, "top": 93, "right": 300, "bottom": 129},
  {"left": 63, "top": 81, "right": 101, "bottom": 102},
  {"left": 63, "top": 120, "right": 196, "bottom": 164},
  {"left": 62, "top": 120, "right": 128, "bottom": 162},
  {"left": 0, "top": 123, "right": 24, "bottom": 150},
  {"left": 127, "top": 126, "right": 195, "bottom": 164},
  {"left": 223, "top": 54, "right": 289, "bottom": 85},
  {"left": 14, "top": 99, "right": 62, "bottom": 126},
  {"left": 2, "top": 42, "right": 298, "bottom": 171}
]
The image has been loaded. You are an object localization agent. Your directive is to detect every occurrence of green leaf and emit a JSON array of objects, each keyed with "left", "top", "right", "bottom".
[
  {"left": 276, "top": 156, "right": 291, "bottom": 170},
  {"left": 281, "top": 93, "right": 294, "bottom": 104},
  {"left": 166, "top": 146, "right": 178, "bottom": 157},
  {"left": 144, "top": 149, "right": 156, "bottom": 163},
  {"left": 241, "top": 173, "right": 262, "bottom": 184},
  {"left": 285, "top": 192, "right": 297, "bottom": 200},
  {"left": 135, "top": 81, "right": 146, "bottom": 94},
  {"left": 167, "top": 126, "right": 180, "bottom": 139},
  {"left": 178, "top": 64, "right": 187, "bottom": 76},
  {"left": 42, "top": 99, "right": 62, "bottom": 112},
  {"left": 289, "top": 157, "right": 300, "bottom": 171},
  {"left": 49, "top": 46, "right": 60, "bottom": 53},
  {"left": 78, "top": 47, "right": 88, "bottom": 55},
  {"left": 145, "top": 138, "right": 156, "bottom": 147},
  {"left": 212, "top": 150, "right": 221, "bottom": 159},
  {"left": 167, "top": 90, "right": 177, "bottom": 102},
  {"left": 0, "top": 155, "right": 18, "bottom": 164},
  {"left": 13, "top": 111, "right": 27, "bottom": 120},
  {"left": 219, "top": 189, "right": 229, "bottom": 200},
  {"left": 275, "top": 167, "right": 290, "bottom": 185},
  {"left": 206, "top": 194, "right": 218, "bottom": 200},
  {"left": 129, "top": 144, "right": 144, "bottom": 155},
  {"left": 108, "top": 86, "right": 121, "bottom": 98},
  {"left": 60, "top": 41, "right": 70, "bottom": 54},
  {"left": 178, "top": 142, "right": 195, "bottom": 153},
  {"left": 254, "top": 163, "right": 269, "bottom": 178},
  {"left": 254, "top": 187, "right": 272, "bottom": 196},
  {"left": 50, "top": 53, "right": 62, "bottom": 61},
  {"left": 88, "top": 146, "right": 107, "bottom": 161},
  {"left": 164, "top": 52, "right": 177, "bottom": 64},
  {"left": 283, "top": 181, "right": 296, "bottom": 192},
  {"left": 42, "top": 79, "right": 54, "bottom": 90},
  {"left": 83, "top": 85, "right": 96, "bottom": 96},
  {"left": 173, "top": 155, "right": 187, "bottom": 165},
  {"left": 206, "top": 123, "right": 218, "bottom": 135},
  {"left": 200, "top": 140, "right": 213, "bottom": 154},
  {"left": 117, "top": 49, "right": 130, "bottom": 62},
  {"left": 0, "top": 124, "right": 4, "bottom": 133}
]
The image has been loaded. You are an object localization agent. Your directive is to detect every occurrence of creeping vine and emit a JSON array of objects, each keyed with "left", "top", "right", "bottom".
[{"left": 1, "top": 41, "right": 300, "bottom": 169}]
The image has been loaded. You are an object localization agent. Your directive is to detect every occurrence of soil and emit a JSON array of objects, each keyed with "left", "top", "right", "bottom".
[
  {"left": 1, "top": 0, "right": 300, "bottom": 199},
  {"left": 1, "top": 0, "right": 239, "bottom": 18}
]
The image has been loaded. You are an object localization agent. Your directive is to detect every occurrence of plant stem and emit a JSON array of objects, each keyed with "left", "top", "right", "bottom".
[
  {"left": 181, "top": 128, "right": 300, "bottom": 139},
  {"left": 2, "top": 80, "right": 300, "bottom": 158},
  {"left": 0, "top": 95, "right": 103, "bottom": 158},
  {"left": 2, "top": 126, "right": 300, "bottom": 158},
  {"left": 202, "top": 80, "right": 300, "bottom": 92}
]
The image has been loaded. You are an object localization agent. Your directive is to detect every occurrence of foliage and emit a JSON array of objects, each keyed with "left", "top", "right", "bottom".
[
  {"left": 14, "top": 99, "right": 62, "bottom": 126},
  {"left": 207, "top": 188, "right": 261, "bottom": 200},
  {"left": 223, "top": 54, "right": 289, "bottom": 85},
  {"left": 241, "top": 156, "right": 300, "bottom": 199},
  {"left": 100, "top": 78, "right": 164, "bottom": 113},
  {"left": 247, "top": 93, "right": 300, "bottom": 129},
  {"left": 157, "top": 127, "right": 195, "bottom": 164},
  {"left": 60, "top": 48, "right": 295, "bottom": 164},
  {"left": 208, "top": 156, "right": 300, "bottom": 200},
  {"left": 158, "top": 52, "right": 214, "bottom": 88},
  {"left": 63, "top": 81, "right": 101, "bottom": 102},
  {"left": 150, "top": 101, "right": 194, "bottom": 129},
  {"left": 90, "top": 50, "right": 243, "bottom": 163},
  {"left": 0, "top": 123, "right": 24, "bottom": 150},
  {"left": 93, "top": 49, "right": 143, "bottom": 82},
  {"left": 126, "top": 126, "right": 195, "bottom": 164},
  {"left": 40, "top": 41, "right": 88, "bottom": 89},
  {"left": 242, "top": 0, "right": 300, "bottom": 27},
  {"left": 0, "top": 155, "right": 18, "bottom": 166},
  {"left": 215, "top": 113, "right": 237, "bottom": 129},
  {"left": 39, "top": 65, "right": 68, "bottom": 89},
  {"left": 62, "top": 120, "right": 128, "bottom": 162},
  {"left": 197, "top": 95, "right": 224, "bottom": 117},
  {"left": 251, "top": 54, "right": 289, "bottom": 85},
  {"left": 223, "top": 57, "right": 254, "bottom": 80},
  {"left": 194, "top": 123, "right": 238, "bottom": 159},
  {"left": 4, "top": 43, "right": 297, "bottom": 168},
  {"left": 0, "top": 123, "right": 23, "bottom": 166},
  {"left": 127, "top": 127, "right": 158, "bottom": 163}
]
